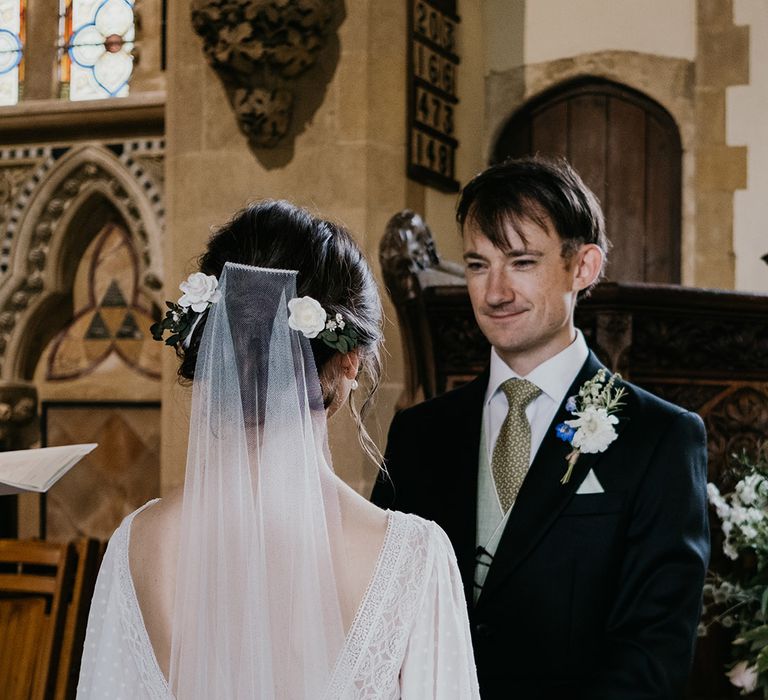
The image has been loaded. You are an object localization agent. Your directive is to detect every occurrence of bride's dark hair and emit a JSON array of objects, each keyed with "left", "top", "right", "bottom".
[{"left": 177, "top": 199, "right": 384, "bottom": 464}]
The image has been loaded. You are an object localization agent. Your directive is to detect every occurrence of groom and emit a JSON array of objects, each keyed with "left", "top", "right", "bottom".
[{"left": 372, "top": 157, "right": 709, "bottom": 699}]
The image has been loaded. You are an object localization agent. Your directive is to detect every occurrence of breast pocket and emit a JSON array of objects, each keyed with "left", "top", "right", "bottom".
[{"left": 561, "top": 491, "right": 625, "bottom": 516}]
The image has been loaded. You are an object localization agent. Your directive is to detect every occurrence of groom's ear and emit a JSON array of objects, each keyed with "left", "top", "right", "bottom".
[{"left": 571, "top": 243, "right": 604, "bottom": 293}]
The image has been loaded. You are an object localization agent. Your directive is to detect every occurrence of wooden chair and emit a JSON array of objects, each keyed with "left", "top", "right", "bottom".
[
  {"left": 55, "top": 538, "right": 102, "bottom": 700},
  {"left": 0, "top": 539, "right": 75, "bottom": 700}
]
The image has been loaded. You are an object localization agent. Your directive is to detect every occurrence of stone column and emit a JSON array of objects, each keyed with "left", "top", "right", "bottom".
[
  {"left": 163, "top": 1, "right": 412, "bottom": 495},
  {"left": 693, "top": 0, "right": 749, "bottom": 288}
]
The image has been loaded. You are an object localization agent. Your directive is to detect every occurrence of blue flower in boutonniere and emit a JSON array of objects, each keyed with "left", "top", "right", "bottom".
[{"left": 555, "top": 369, "right": 627, "bottom": 485}]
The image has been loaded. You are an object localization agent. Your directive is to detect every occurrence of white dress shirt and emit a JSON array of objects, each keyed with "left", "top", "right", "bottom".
[{"left": 474, "top": 330, "right": 588, "bottom": 602}]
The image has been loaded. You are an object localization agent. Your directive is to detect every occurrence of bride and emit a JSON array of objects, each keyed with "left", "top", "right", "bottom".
[{"left": 77, "top": 200, "right": 479, "bottom": 699}]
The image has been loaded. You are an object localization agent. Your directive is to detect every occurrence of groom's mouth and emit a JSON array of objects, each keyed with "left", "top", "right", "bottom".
[{"left": 483, "top": 308, "right": 529, "bottom": 320}]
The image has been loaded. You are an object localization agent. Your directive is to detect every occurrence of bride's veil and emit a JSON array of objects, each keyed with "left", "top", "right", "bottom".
[{"left": 169, "top": 262, "right": 347, "bottom": 698}]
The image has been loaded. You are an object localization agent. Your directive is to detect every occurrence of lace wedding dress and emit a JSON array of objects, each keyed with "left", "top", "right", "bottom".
[
  {"left": 77, "top": 501, "right": 479, "bottom": 699},
  {"left": 77, "top": 263, "right": 479, "bottom": 699}
]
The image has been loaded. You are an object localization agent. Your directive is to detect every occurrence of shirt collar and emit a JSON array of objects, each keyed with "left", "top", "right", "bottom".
[{"left": 485, "top": 330, "right": 589, "bottom": 407}]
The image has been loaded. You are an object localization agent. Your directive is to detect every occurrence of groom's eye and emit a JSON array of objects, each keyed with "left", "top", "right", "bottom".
[{"left": 512, "top": 258, "right": 536, "bottom": 269}]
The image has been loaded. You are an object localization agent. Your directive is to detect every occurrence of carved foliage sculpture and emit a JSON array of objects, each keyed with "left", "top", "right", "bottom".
[
  {"left": 704, "top": 386, "right": 768, "bottom": 487},
  {"left": 191, "top": 0, "right": 339, "bottom": 148}
]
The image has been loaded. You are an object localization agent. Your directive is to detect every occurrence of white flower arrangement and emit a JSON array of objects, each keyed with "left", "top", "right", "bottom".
[
  {"left": 728, "top": 660, "right": 759, "bottom": 695},
  {"left": 151, "top": 272, "right": 221, "bottom": 347},
  {"left": 152, "top": 280, "right": 359, "bottom": 356},
  {"left": 702, "top": 446, "right": 768, "bottom": 697},
  {"left": 287, "top": 296, "right": 327, "bottom": 338},
  {"left": 287, "top": 296, "right": 358, "bottom": 353},
  {"left": 555, "top": 369, "right": 625, "bottom": 484},
  {"left": 178, "top": 272, "right": 222, "bottom": 312}
]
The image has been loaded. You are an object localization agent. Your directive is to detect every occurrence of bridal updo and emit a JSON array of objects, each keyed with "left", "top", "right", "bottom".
[{"left": 177, "top": 199, "right": 383, "bottom": 463}]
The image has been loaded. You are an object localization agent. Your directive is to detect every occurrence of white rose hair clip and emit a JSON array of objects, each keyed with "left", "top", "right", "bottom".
[
  {"left": 150, "top": 272, "right": 221, "bottom": 348},
  {"left": 151, "top": 275, "right": 358, "bottom": 356},
  {"left": 288, "top": 296, "right": 359, "bottom": 354}
]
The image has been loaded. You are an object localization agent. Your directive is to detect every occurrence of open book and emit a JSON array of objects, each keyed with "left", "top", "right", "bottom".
[{"left": 0, "top": 444, "right": 98, "bottom": 495}]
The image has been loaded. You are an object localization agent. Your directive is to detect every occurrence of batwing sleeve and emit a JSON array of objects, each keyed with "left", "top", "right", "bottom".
[{"left": 399, "top": 522, "right": 480, "bottom": 699}]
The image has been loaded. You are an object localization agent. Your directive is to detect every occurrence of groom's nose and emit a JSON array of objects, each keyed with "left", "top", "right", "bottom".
[{"left": 484, "top": 267, "right": 515, "bottom": 307}]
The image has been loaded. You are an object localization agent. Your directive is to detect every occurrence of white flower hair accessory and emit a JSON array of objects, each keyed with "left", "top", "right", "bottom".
[
  {"left": 288, "top": 296, "right": 358, "bottom": 354},
  {"left": 179, "top": 272, "right": 222, "bottom": 312},
  {"left": 151, "top": 272, "right": 221, "bottom": 348},
  {"left": 555, "top": 368, "right": 626, "bottom": 484},
  {"left": 287, "top": 297, "right": 327, "bottom": 338}
]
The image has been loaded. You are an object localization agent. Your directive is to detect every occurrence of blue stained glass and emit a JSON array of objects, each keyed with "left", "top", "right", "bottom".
[
  {"left": 0, "top": 0, "right": 23, "bottom": 105},
  {"left": 66, "top": 0, "right": 135, "bottom": 101},
  {"left": 0, "top": 28, "right": 22, "bottom": 75}
]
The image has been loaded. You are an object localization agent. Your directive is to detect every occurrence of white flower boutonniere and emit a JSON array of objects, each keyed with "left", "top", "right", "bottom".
[{"left": 555, "top": 369, "right": 626, "bottom": 484}]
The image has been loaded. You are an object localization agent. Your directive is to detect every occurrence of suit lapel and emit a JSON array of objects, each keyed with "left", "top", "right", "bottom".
[
  {"left": 476, "top": 352, "right": 614, "bottom": 607},
  {"left": 442, "top": 370, "right": 488, "bottom": 601}
]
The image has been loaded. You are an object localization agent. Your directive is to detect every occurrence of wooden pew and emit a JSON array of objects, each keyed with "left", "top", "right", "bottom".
[
  {"left": 0, "top": 539, "right": 75, "bottom": 699},
  {"left": 0, "top": 536, "right": 101, "bottom": 700}
]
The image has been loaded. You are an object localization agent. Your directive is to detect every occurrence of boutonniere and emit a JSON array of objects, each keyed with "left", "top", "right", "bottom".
[{"left": 555, "top": 369, "right": 626, "bottom": 484}]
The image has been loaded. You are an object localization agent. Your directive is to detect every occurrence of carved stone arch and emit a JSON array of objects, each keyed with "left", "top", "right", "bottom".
[
  {"left": 0, "top": 145, "right": 164, "bottom": 381},
  {"left": 493, "top": 76, "right": 682, "bottom": 284},
  {"left": 485, "top": 50, "right": 695, "bottom": 284},
  {"left": 486, "top": 51, "right": 693, "bottom": 160}
]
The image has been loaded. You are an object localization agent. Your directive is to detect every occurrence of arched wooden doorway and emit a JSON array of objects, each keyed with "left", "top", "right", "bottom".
[{"left": 493, "top": 78, "right": 682, "bottom": 284}]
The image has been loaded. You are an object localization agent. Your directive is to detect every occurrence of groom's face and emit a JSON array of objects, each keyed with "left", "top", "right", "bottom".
[{"left": 462, "top": 214, "right": 583, "bottom": 375}]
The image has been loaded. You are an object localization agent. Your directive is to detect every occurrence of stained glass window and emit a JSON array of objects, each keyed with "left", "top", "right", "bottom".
[
  {"left": 59, "top": 0, "right": 135, "bottom": 101},
  {"left": 0, "top": 0, "right": 25, "bottom": 106}
]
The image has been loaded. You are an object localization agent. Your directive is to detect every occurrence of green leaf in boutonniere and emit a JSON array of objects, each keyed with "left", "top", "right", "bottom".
[{"left": 554, "top": 369, "right": 626, "bottom": 484}]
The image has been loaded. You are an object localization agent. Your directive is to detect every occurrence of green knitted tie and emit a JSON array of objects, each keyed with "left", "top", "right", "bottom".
[{"left": 492, "top": 378, "right": 542, "bottom": 512}]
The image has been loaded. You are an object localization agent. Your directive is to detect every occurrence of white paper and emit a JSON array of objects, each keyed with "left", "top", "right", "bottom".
[{"left": 0, "top": 444, "right": 98, "bottom": 494}]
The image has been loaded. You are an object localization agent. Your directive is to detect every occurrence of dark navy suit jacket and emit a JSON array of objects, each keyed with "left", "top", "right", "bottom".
[{"left": 371, "top": 351, "right": 709, "bottom": 699}]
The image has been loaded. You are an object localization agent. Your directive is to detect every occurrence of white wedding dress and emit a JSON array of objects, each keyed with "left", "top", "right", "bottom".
[{"left": 77, "top": 500, "right": 480, "bottom": 699}]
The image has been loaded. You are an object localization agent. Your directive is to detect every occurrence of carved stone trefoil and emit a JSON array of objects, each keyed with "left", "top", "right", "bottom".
[{"left": 191, "top": 0, "right": 339, "bottom": 148}]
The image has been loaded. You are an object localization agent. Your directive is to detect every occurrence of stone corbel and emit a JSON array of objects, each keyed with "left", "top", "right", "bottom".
[
  {"left": 191, "top": 0, "right": 339, "bottom": 148},
  {"left": 0, "top": 381, "right": 38, "bottom": 451}
]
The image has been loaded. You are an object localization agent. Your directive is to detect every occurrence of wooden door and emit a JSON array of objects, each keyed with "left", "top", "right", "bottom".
[{"left": 493, "top": 78, "right": 682, "bottom": 284}]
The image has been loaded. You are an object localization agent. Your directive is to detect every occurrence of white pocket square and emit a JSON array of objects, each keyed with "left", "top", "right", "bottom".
[{"left": 575, "top": 469, "right": 604, "bottom": 494}]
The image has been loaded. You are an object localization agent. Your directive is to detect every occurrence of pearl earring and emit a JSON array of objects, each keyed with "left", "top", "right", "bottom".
[{"left": 351, "top": 379, "right": 359, "bottom": 391}]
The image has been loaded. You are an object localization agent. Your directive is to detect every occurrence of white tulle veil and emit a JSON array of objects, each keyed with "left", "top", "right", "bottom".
[{"left": 169, "top": 262, "right": 347, "bottom": 698}]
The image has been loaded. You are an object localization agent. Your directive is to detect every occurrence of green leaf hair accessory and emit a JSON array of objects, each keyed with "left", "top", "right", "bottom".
[
  {"left": 287, "top": 296, "right": 359, "bottom": 353},
  {"left": 150, "top": 272, "right": 221, "bottom": 348}
]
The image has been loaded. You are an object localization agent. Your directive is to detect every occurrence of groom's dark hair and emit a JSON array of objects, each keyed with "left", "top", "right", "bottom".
[{"left": 456, "top": 155, "right": 609, "bottom": 284}]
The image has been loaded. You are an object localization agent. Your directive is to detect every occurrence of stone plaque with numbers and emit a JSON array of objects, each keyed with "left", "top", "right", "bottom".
[{"left": 407, "top": 0, "right": 460, "bottom": 192}]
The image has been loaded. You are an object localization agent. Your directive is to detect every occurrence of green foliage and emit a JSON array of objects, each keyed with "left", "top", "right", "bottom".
[
  {"left": 704, "top": 445, "right": 768, "bottom": 694},
  {"left": 150, "top": 303, "right": 194, "bottom": 348}
]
